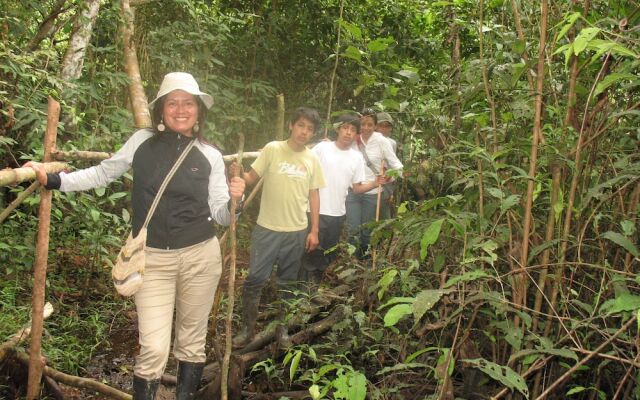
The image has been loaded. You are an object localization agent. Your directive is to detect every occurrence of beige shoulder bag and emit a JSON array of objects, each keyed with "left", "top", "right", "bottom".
[{"left": 112, "top": 139, "right": 196, "bottom": 296}]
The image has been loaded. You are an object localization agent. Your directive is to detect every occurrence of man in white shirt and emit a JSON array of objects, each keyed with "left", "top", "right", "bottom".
[
  {"left": 300, "top": 113, "right": 381, "bottom": 283},
  {"left": 376, "top": 111, "right": 397, "bottom": 153},
  {"left": 346, "top": 108, "right": 403, "bottom": 259}
]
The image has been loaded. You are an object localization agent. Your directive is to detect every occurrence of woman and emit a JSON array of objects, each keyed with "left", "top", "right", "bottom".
[
  {"left": 27, "top": 72, "right": 245, "bottom": 400},
  {"left": 345, "top": 108, "right": 403, "bottom": 260}
]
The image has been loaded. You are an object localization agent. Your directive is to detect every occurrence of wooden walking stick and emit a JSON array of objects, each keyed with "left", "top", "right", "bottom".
[
  {"left": 371, "top": 160, "right": 385, "bottom": 271},
  {"left": 221, "top": 133, "right": 244, "bottom": 400}
]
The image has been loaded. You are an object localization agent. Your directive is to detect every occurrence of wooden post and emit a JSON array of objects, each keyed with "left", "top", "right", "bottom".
[
  {"left": 371, "top": 160, "right": 385, "bottom": 271},
  {"left": 27, "top": 97, "right": 59, "bottom": 400},
  {"left": 276, "top": 94, "right": 285, "bottom": 140}
]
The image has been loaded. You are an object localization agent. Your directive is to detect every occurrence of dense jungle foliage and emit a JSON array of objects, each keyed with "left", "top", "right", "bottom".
[{"left": 1, "top": 0, "right": 640, "bottom": 399}]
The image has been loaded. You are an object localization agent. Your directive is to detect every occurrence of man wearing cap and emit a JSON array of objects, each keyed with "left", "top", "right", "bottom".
[
  {"left": 300, "top": 113, "right": 383, "bottom": 284},
  {"left": 376, "top": 111, "right": 397, "bottom": 153}
]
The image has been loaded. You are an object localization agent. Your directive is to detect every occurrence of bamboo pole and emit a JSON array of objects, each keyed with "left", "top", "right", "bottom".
[
  {"left": 371, "top": 160, "right": 385, "bottom": 271},
  {"left": 0, "top": 162, "right": 67, "bottom": 187},
  {"left": 516, "top": 0, "right": 548, "bottom": 330},
  {"left": 27, "top": 97, "right": 59, "bottom": 400},
  {"left": 276, "top": 94, "right": 285, "bottom": 140},
  {"left": 221, "top": 133, "right": 244, "bottom": 400}
]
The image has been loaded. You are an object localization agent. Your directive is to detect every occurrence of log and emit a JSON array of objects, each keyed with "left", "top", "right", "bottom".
[
  {"left": 0, "top": 162, "right": 67, "bottom": 187},
  {"left": 15, "top": 351, "right": 132, "bottom": 400}
]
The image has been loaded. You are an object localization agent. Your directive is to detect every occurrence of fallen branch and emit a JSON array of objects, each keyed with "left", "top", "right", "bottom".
[
  {"left": 0, "top": 302, "right": 54, "bottom": 363},
  {"left": 200, "top": 305, "right": 347, "bottom": 399},
  {"left": 15, "top": 350, "right": 132, "bottom": 400},
  {"left": 0, "top": 181, "right": 40, "bottom": 224},
  {"left": 241, "top": 390, "right": 311, "bottom": 399},
  {"left": 534, "top": 316, "right": 637, "bottom": 400}
]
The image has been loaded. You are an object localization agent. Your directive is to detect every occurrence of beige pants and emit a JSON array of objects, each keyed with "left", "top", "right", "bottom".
[{"left": 133, "top": 237, "right": 221, "bottom": 379}]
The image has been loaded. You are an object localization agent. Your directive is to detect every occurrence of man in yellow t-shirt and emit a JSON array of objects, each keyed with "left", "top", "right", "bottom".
[{"left": 233, "top": 107, "right": 326, "bottom": 348}]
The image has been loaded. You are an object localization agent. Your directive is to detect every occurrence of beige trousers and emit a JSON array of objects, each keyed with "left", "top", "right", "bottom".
[{"left": 133, "top": 237, "right": 221, "bottom": 379}]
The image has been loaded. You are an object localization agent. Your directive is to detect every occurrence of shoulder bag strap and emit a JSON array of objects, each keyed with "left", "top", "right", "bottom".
[
  {"left": 141, "top": 139, "right": 196, "bottom": 229},
  {"left": 357, "top": 141, "right": 379, "bottom": 175}
]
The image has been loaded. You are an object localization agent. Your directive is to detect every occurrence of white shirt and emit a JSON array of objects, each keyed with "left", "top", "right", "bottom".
[
  {"left": 354, "top": 131, "right": 403, "bottom": 195},
  {"left": 312, "top": 141, "right": 366, "bottom": 216}
]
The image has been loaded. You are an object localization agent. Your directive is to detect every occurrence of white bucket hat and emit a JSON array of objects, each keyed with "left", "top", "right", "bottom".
[{"left": 149, "top": 72, "right": 213, "bottom": 109}]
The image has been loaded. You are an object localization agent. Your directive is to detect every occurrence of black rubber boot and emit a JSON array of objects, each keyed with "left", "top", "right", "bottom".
[
  {"left": 232, "top": 289, "right": 261, "bottom": 348},
  {"left": 176, "top": 361, "right": 205, "bottom": 400},
  {"left": 132, "top": 375, "right": 159, "bottom": 400}
]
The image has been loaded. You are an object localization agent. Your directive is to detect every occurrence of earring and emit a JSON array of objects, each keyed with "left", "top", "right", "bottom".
[
  {"left": 193, "top": 122, "right": 200, "bottom": 133},
  {"left": 157, "top": 118, "right": 165, "bottom": 132}
]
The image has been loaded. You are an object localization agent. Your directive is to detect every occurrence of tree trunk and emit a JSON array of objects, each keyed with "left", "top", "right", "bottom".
[
  {"left": 121, "top": 0, "right": 151, "bottom": 128},
  {"left": 59, "top": 0, "right": 101, "bottom": 81}
]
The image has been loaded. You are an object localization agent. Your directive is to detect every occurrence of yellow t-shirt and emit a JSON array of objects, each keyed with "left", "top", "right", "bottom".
[{"left": 252, "top": 141, "right": 326, "bottom": 231}]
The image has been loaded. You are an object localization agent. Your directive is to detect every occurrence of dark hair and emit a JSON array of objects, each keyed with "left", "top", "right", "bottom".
[
  {"left": 151, "top": 95, "right": 208, "bottom": 141},
  {"left": 290, "top": 107, "right": 321, "bottom": 132},
  {"left": 360, "top": 107, "right": 378, "bottom": 125},
  {"left": 334, "top": 112, "right": 361, "bottom": 133}
]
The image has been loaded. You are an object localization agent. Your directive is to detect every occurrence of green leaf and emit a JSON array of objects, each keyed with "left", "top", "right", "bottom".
[
  {"left": 384, "top": 304, "right": 413, "bottom": 327},
  {"left": 413, "top": 289, "right": 452, "bottom": 322},
  {"left": 377, "top": 269, "right": 398, "bottom": 301},
  {"left": 567, "top": 386, "right": 587, "bottom": 395},
  {"left": 122, "top": 208, "right": 130, "bottom": 223},
  {"left": 368, "top": 39, "right": 389, "bottom": 52},
  {"left": 108, "top": 192, "right": 128, "bottom": 201},
  {"left": 289, "top": 350, "right": 302, "bottom": 384},
  {"left": 601, "top": 231, "right": 639, "bottom": 257},
  {"left": 573, "top": 27, "right": 600, "bottom": 55},
  {"left": 405, "top": 346, "right": 440, "bottom": 363},
  {"left": 90, "top": 209, "right": 100, "bottom": 222},
  {"left": 338, "top": 20, "right": 362, "bottom": 40},
  {"left": 463, "top": 358, "right": 529, "bottom": 398},
  {"left": 376, "top": 362, "right": 428, "bottom": 376},
  {"left": 594, "top": 73, "right": 636, "bottom": 97},
  {"left": 333, "top": 370, "right": 367, "bottom": 400},
  {"left": 500, "top": 194, "right": 521, "bottom": 213},
  {"left": 309, "top": 384, "right": 321, "bottom": 400},
  {"left": 599, "top": 293, "right": 640, "bottom": 314},
  {"left": 397, "top": 69, "right": 419, "bottom": 82},
  {"left": 420, "top": 218, "right": 444, "bottom": 260},
  {"left": 509, "top": 347, "right": 578, "bottom": 364},
  {"left": 556, "top": 11, "right": 581, "bottom": 42},
  {"left": 343, "top": 45, "right": 363, "bottom": 62},
  {"left": 444, "top": 269, "right": 490, "bottom": 288}
]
